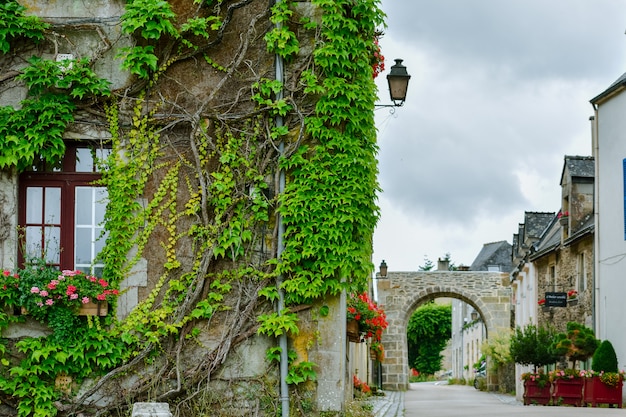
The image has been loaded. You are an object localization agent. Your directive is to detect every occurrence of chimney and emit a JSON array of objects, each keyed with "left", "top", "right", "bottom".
[{"left": 437, "top": 258, "right": 449, "bottom": 271}]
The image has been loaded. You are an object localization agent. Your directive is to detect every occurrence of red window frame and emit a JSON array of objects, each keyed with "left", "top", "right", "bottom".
[{"left": 18, "top": 143, "right": 106, "bottom": 270}]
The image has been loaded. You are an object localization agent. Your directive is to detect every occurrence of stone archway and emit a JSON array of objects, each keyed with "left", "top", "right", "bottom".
[{"left": 376, "top": 270, "right": 511, "bottom": 390}]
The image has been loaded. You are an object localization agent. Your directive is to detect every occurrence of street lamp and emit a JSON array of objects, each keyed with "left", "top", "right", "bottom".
[
  {"left": 379, "top": 260, "right": 388, "bottom": 278},
  {"left": 376, "top": 58, "right": 411, "bottom": 109}
]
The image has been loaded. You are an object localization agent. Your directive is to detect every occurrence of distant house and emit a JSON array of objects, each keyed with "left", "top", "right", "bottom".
[
  {"left": 470, "top": 240, "right": 513, "bottom": 272},
  {"left": 509, "top": 156, "right": 595, "bottom": 401},
  {"left": 591, "top": 71, "right": 626, "bottom": 368}
]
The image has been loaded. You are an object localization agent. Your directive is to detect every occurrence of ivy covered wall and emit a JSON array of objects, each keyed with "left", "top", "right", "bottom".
[{"left": 0, "top": 0, "right": 384, "bottom": 415}]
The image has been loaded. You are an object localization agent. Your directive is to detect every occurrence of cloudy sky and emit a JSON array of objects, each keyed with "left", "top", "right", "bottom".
[{"left": 373, "top": 1, "right": 626, "bottom": 271}]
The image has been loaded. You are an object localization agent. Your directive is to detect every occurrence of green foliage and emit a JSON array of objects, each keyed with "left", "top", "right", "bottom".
[
  {"left": 286, "top": 361, "right": 317, "bottom": 385},
  {"left": 0, "top": 94, "right": 74, "bottom": 171},
  {"left": 406, "top": 302, "right": 452, "bottom": 375},
  {"left": 0, "top": 323, "right": 130, "bottom": 417},
  {"left": 277, "top": 0, "right": 385, "bottom": 304},
  {"left": 592, "top": 340, "right": 619, "bottom": 373},
  {"left": 0, "top": 1, "right": 49, "bottom": 54},
  {"left": 551, "top": 322, "right": 599, "bottom": 368},
  {"left": 265, "top": 1, "right": 299, "bottom": 58},
  {"left": 121, "top": 0, "right": 178, "bottom": 40},
  {"left": 510, "top": 324, "right": 559, "bottom": 370},
  {"left": 257, "top": 310, "right": 299, "bottom": 337},
  {"left": 481, "top": 330, "right": 512, "bottom": 370}
]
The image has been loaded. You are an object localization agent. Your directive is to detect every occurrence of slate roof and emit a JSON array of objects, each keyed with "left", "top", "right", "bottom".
[
  {"left": 524, "top": 212, "right": 555, "bottom": 241},
  {"left": 529, "top": 217, "right": 561, "bottom": 260},
  {"left": 470, "top": 240, "right": 513, "bottom": 272},
  {"left": 590, "top": 71, "right": 626, "bottom": 104},
  {"left": 561, "top": 155, "right": 594, "bottom": 184}
]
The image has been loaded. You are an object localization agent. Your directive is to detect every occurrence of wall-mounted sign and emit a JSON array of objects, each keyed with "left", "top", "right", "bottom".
[{"left": 545, "top": 292, "right": 567, "bottom": 307}]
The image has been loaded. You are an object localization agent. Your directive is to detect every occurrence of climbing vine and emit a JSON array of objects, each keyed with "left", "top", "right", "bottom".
[{"left": 0, "top": 0, "right": 386, "bottom": 414}]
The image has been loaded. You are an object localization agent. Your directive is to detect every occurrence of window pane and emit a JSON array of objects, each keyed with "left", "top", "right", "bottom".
[
  {"left": 44, "top": 187, "right": 61, "bottom": 224},
  {"left": 44, "top": 226, "right": 60, "bottom": 264},
  {"left": 25, "top": 226, "right": 42, "bottom": 260},
  {"left": 26, "top": 187, "right": 42, "bottom": 223},
  {"left": 75, "top": 227, "right": 92, "bottom": 265},
  {"left": 75, "top": 187, "right": 92, "bottom": 225},
  {"left": 75, "top": 148, "right": 95, "bottom": 172},
  {"left": 94, "top": 187, "right": 107, "bottom": 224}
]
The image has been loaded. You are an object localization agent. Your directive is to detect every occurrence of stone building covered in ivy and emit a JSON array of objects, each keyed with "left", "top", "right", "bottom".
[{"left": 0, "top": 0, "right": 385, "bottom": 415}]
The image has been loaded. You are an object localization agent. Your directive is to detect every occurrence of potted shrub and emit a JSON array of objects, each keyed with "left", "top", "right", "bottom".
[
  {"left": 550, "top": 322, "right": 599, "bottom": 406},
  {"left": 583, "top": 340, "right": 623, "bottom": 408},
  {"left": 510, "top": 324, "right": 559, "bottom": 405}
]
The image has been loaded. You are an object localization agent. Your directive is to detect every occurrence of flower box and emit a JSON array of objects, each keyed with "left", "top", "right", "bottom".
[
  {"left": 78, "top": 301, "right": 108, "bottom": 316},
  {"left": 523, "top": 380, "right": 551, "bottom": 405},
  {"left": 583, "top": 376, "right": 623, "bottom": 408},
  {"left": 552, "top": 378, "right": 583, "bottom": 406}
]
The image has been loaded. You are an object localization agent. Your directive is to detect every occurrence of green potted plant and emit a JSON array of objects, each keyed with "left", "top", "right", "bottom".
[
  {"left": 510, "top": 324, "right": 559, "bottom": 405},
  {"left": 550, "top": 322, "right": 599, "bottom": 406},
  {"left": 583, "top": 340, "right": 623, "bottom": 408}
]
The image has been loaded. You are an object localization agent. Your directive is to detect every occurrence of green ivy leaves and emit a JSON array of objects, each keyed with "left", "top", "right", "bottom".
[{"left": 0, "top": 1, "right": 49, "bottom": 54}]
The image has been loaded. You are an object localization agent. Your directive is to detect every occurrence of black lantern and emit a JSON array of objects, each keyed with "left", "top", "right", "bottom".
[
  {"left": 379, "top": 260, "right": 388, "bottom": 278},
  {"left": 386, "top": 59, "right": 411, "bottom": 106}
]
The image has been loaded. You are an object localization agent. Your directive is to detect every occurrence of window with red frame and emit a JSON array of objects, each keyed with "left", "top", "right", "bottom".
[{"left": 18, "top": 142, "right": 110, "bottom": 276}]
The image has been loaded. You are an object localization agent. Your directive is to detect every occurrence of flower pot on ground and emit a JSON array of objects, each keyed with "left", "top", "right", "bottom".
[
  {"left": 522, "top": 373, "right": 551, "bottom": 405},
  {"left": 510, "top": 323, "right": 560, "bottom": 405},
  {"left": 583, "top": 375, "right": 623, "bottom": 408},
  {"left": 583, "top": 339, "right": 624, "bottom": 407},
  {"left": 552, "top": 376, "right": 583, "bottom": 406}
]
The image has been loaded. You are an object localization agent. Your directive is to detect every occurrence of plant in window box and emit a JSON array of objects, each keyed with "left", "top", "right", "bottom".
[
  {"left": 567, "top": 290, "right": 578, "bottom": 300},
  {"left": 3, "top": 261, "right": 119, "bottom": 341}
]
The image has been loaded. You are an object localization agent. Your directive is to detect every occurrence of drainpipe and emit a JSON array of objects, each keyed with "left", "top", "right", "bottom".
[
  {"left": 273, "top": 0, "right": 289, "bottom": 415},
  {"left": 590, "top": 109, "right": 599, "bottom": 337}
]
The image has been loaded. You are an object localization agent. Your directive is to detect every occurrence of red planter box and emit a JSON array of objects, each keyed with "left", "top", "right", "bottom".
[
  {"left": 552, "top": 378, "right": 583, "bottom": 406},
  {"left": 583, "top": 376, "right": 623, "bottom": 408},
  {"left": 523, "top": 380, "right": 551, "bottom": 406}
]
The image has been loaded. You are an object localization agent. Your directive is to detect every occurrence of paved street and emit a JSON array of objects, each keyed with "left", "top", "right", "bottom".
[{"left": 374, "top": 382, "right": 626, "bottom": 417}]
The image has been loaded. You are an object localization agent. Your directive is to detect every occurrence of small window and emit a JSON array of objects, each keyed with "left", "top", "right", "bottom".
[
  {"left": 19, "top": 143, "right": 109, "bottom": 275},
  {"left": 577, "top": 253, "right": 586, "bottom": 293}
]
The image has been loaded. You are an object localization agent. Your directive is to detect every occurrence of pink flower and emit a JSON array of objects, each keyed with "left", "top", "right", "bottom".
[
  {"left": 98, "top": 279, "right": 108, "bottom": 288},
  {"left": 66, "top": 285, "right": 77, "bottom": 295},
  {"left": 48, "top": 280, "right": 59, "bottom": 290},
  {"left": 37, "top": 302, "right": 43, "bottom": 307},
  {"left": 2, "top": 270, "right": 9, "bottom": 277},
  {"left": 69, "top": 293, "right": 79, "bottom": 300},
  {"left": 45, "top": 299, "right": 54, "bottom": 306},
  {"left": 30, "top": 287, "right": 40, "bottom": 294},
  {"left": 39, "top": 290, "right": 48, "bottom": 297},
  {"left": 96, "top": 293, "right": 106, "bottom": 301},
  {"left": 81, "top": 297, "right": 90, "bottom": 304}
]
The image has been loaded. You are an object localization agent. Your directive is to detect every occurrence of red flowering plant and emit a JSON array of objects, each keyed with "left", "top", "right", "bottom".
[
  {"left": 18, "top": 268, "right": 118, "bottom": 318},
  {"left": 567, "top": 289, "right": 578, "bottom": 300},
  {"left": 347, "top": 292, "right": 388, "bottom": 341},
  {"left": 538, "top": 298, "right": 546, "bottom": 306},
  {"left": 557, "top": 210, "right": 570, "bottom": 219},
  {"left": 521, "top": 371, "right": 550, "bottom": 388},
  {"left": 371, "top": 35, "right": 385, "bottom": 78},
  {"left": 353, "top": 374, "right": 372, "bottom": 396}
]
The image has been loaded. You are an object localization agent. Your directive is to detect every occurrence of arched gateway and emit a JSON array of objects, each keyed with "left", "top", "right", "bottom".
[{"left": 376, "top": 270, "right": 511, "bottom": 390}]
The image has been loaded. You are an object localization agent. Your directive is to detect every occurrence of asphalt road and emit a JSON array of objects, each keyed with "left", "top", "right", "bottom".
[{"left": 404, "top": 382, "right": 625, "bottom": 416}]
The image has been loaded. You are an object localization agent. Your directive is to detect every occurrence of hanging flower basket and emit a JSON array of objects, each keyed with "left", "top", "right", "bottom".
[{"left": 347, "top": 319, "right": 361, "bottom": 343}]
